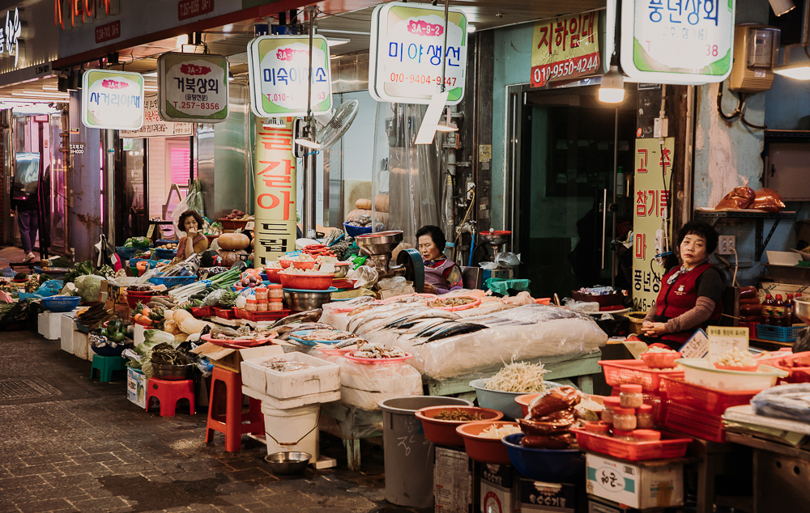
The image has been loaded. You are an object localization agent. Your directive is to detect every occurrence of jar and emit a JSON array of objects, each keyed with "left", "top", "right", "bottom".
[
  {"left": 612, "top": 407, "right": 637, "bottom": 431},
  {"left": 619, "top": 384, "right": 644, "bottom": 408},
  {"left": 245, "top": 299, "right": 258, "bottom": 312},
  {"left": 612, "top": 429, "right": 635, "bottom": 441},
  {"left": 257, "top": 302, "right": 268, "bottom": 312},
  {"left": 268, "top": 298, "right": 283, "bottom": 311},
  {"left": 637, "top": 404, "right": 654, "bottom": 429},
  {"left": 601, "top": 396, "right": 621, "bottom": 425},
  {"left": 584, "top": 421, "right": 610, "bottom": 435},
  {"left": 255, "top": 287, "right": 268, "bottom": 301},
  {"left": 267, "top": 284, "right": 284, "bottom": 299},
  {"left": 632, "top": 429, "right": 661, "bottom": 442}
]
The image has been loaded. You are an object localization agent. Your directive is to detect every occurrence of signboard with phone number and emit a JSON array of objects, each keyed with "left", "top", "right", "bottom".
[
  {"left": 531, "top": 11, "right": 601, "bottom": 88},
  {"left": 158, "top": 53, "right": 229, "bottom": 123}
]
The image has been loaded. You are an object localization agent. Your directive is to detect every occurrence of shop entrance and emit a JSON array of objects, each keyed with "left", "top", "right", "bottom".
[{"left": 508, "top": 84, "right": 636, "bottom": 299}]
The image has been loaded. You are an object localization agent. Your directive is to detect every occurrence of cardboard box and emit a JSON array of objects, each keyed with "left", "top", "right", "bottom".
[
  {"left": 519, "top": 480, "right": 576, "bottom": 513},
  {"left": 585, "top": 453, "right": 683, "bottom": 510},
  {"left": 587, "top": 495, "right": 640, "bottom": 513},
  {"left": 760, "top": 281, "right": 810, "bottom": 298},
  {"left": 191, "top": 343, "right": 284, "bottom": 373},
  {"left": 127, "top": 367, "right": 147, "bottom": 409},
  {"left": 435, "top": 446, "right": 475, "bottom": 512},
  {"left": 480, "top": 463, "right": 518, "bottom": 513},
  {"left": 103, "top": 280, "right": 128, "bottom": 305}
]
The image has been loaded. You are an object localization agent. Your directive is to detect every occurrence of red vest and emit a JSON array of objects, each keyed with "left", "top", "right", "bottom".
[{"left": 654, "top": 262, "right": 722, "bottom": 345}]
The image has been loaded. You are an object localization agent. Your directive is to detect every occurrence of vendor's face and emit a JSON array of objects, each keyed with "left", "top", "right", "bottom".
[
  {"left": 184, "top": 216, "right": 198, "bottom": 232},
  {"left": 418, "top": 235, "right": 442, "bottom": 261},
  {"left": 680, "top": 233, "right": 707, "bottom": 268}
]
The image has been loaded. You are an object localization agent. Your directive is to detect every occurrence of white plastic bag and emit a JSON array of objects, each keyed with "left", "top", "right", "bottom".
[{"left": 75, "top": 275, "right": 104, "bottom": 303}]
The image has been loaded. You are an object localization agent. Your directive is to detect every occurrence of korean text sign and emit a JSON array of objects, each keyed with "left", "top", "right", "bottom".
[
  {"left": 531, "top": 11, "right": 600, "bottom": 88},
  {"left": 158, "top": 53, "right": 228, "bottom": 123},
  {"left": 120, "top": 95, "right": 193, "bottom": 138},
  {"left": 632, "top": 137, "right": 674, "bottom": 312},
  {"left": 253, "top": 117, "right": 297, "bottom": 267},
  {"left": 81, "top": 69, "right": 144, "bottom": 130},
  {"left": 369, "top": 2, "right": 467, "bottom": 105},
  {"left": 247, "top": 35, "right": 332, "bottom": 118},
  {"left": 619, "top": 0, "right": 736, "bottom": 85}
]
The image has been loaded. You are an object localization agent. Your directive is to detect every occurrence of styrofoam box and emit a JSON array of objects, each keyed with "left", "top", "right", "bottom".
[
  {"left": 242, "top": 385, "right": 340, "bottom": 410},
  {"left": 38, "top": 311, "right": 62, "bottom": 340},
  {"left": 73, "top": 330, "right": 90, "bottom": 361},
  {"left": 241, "top": 352, "right": 340, "bottom": 399},
  {"left": 60, "top": 315, "right": 75, "bottom": 353}
]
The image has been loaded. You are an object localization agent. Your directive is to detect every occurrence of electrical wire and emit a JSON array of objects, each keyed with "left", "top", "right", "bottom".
[
  {"left": 453, "top": 188, "right": 475, "bottom": 263},
  {"left": 731, "top": 246, "right": 739, "bottom": 288},
  {"left": 716, "top": 82, "right": 743, "bottom": 121}
]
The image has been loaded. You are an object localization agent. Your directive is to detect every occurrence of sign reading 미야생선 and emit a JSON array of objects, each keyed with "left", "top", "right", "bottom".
[
  {"left": 531, "top": 11, "right": 601, "bottom": 88},
  {"left": 158, "top": 53, "right": 229, "bottom": 123},
  {"left": 81, "top": 69, "right": 144, "bottom": 130}
]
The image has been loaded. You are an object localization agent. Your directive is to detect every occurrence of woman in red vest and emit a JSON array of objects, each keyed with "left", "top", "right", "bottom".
[{"left": 640, "top": 220, "right": 724, "bottom": 349}]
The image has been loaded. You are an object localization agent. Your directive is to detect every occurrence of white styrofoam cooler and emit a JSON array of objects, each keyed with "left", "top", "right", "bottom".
[
  {"left": 241, "top": 352, "right": 340, "bottom": 399},
  {"left": 73, "top": 330, "right": 90, "bottom": 360},
  {"left": 242, "top": 384, "right": 340, "bottom": 411},
  {"left": 38, "top": 312, "right": 62, "bottom": 340},
  {"left": 60, "top": 314, "right": 75, "bottom": 353}
]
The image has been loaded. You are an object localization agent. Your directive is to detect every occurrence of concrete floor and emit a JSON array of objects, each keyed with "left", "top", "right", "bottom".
[{"left": 0, "top": 328, "right": 433, "bottom": 513}]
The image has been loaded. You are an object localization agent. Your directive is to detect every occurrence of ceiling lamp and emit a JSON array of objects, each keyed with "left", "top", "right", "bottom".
[
  {"left": 599, "top": 64, "right": 625, "bottom": 103},
  {"left": 769, "top": 0, "right": 796, "bottom": 16},
  {"left": 774, "top": 0, "right": 810, "bottom": 79}
]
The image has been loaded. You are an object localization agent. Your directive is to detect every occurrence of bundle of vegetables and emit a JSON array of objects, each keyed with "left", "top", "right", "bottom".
[
  {"left": 77, "top": 303, "right": 113, "bottom": 328},
  {"left": 202, "top": 289, "right": 237, "bottom": 307},
  {"left": 92, "top": 318, "right": 128, "bottom": 344},
  {"left": 123, "top": 236, "right": 151, "bottom": 248},
  {"left": 64, "top": 261, "right": 94, "bottom": 284},
  {"left": 131, "top": 302, "right": 165, "bottom": 329},
  {"left": 168, "top": 267, "right": 242, "bottom": 303},
  {"left": 200, "top": 267, "right": 230, "bottom": 278}
]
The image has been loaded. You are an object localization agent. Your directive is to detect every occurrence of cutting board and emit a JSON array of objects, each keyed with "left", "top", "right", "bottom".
[{"left": 724, "top": 404, "right": 810, "bottom": 436}]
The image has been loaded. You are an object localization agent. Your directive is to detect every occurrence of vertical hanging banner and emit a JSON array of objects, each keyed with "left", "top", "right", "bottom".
[
  {"left": 253, "top": 117, "right": 297, "bottom": 267},
  {"left": 157, "top": 53, "right": 229, "bottom": 123},
  {"left": 368, "top": 1, "right": 468, "bottom": 105},
  {"left": 247, "top": 35, "right": 332, "bottom": 118},
  {"left": 81, "top": 69, "right": 144, "bottom": 130},
  {"left": 618, "top": 0, "right": 736, "bottom": 85},
  {"left": 632, "top": 137, "right": 674, "bottom": 312},
  {"left": 530, "top": 12, "right": 601, "bottom": 88}
]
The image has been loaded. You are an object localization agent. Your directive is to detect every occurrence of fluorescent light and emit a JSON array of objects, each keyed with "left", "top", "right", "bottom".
[
  {"left": 769, "top": 0, "right": 795, "bottom": 16},
  {"left": 599, "top": 65, "right": 625, "bottom": 103},
  {"left": 42, "top": 85, "right": 59, "bottom": 91},
  {"left": 143, "top": 71, "right": 157, "bottom": 77},
  {"left": 177, "top": 34, "right": 189, "bottom": 46},
  {"left": 467, "top": 24, "right": 476, "bottom": 34},
  {"left": 774, "top": 44, "right": 810, "bottom": 81},
  {"left": 326, "top": 38, "right": 350, "bottom": 47},
  {"left": 774, "top": 66, "right": 810, "bottom": 79},
  {"left": 13, "top": 91, "right": 69, "bottom": 98},
  {"left": 294, "top": 137, "right": 321, "bottom": 149}
]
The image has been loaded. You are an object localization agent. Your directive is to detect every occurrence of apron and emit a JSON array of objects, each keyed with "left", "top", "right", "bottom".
[
  {"left": 654, "top": 262, "right": 722, "bottom": 346},
  {"left": 424, "top": 258, "right": 456, "bottom": 289}
]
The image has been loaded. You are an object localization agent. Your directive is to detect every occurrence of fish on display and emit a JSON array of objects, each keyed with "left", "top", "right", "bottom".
[
  {"left": 413, "top": 320, "right": 457, "bottom": 339},
  {"left": 425, "top": 323, "right": 488, "bottom": 342},
  {"left": 347, "top": 304, "right": 408, "bottom": 333},
  {"left": 269, "top": 309, "right": 323, "bottom": 328}
]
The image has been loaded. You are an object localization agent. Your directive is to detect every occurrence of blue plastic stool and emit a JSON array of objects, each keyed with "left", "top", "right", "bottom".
[{"left": 90, "top": 354, "right": 127, "bottom": 383}]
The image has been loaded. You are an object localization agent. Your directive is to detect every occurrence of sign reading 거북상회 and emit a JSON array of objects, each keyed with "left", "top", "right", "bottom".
[
  {"left": 368, "top": 2, "right": 468, "bottom": 105},
  {"left": 530, "top": 11, "right": 601, "bottom": 88},
  {"left": 247, "top": 35, "right": 332, "bottom": 118},
  {"left": 619, "top": 0, "right": 736, "bottom": 85},
  {"left": 81, "top": 69, "right": 144, "bottom": 130},
  {"left": 157, "top": 53, "right": 229, "bottom": 123}
]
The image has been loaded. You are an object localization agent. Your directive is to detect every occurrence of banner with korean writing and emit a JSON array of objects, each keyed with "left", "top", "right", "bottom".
[
  {"left": 530, "top": 12, "right": 600, "bottom": 88},
  {"left": 157, "top": 53, "right": 228, "bottom": 123},
  {"left": 247, "top": 35, "right": 332, "bottom": 118},
  {"left": 81, "top": 69, "right": 144, "bottom": 130},
  {"left": 618, "top": 0, "right": 735, "bottom": 85},
  {"left": 253, "top": 117, "right": 297, "bottom": 267},
  {"left": 632, "top": 137, "right": 674, "bottom": 312},
  {"left": 120, "top": 95, "right": 193, "bottom": 138},
  {"left": 368, "top": 1, "right": 467, "bottom": 105}
]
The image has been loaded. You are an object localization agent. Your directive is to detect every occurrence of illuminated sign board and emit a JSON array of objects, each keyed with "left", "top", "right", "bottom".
[
  {"left": 158, "top": 52, "right": 228, "bottom": 123},
  {"left": 81, "top": 69, "right": 144, "bottom": 130}
]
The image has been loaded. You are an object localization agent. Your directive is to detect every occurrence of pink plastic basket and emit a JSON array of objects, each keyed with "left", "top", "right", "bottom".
[{"left": 599, "top": 359, "right": 684, "bottom": 392}]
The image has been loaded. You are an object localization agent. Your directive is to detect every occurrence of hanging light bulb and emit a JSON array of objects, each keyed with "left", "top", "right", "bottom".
[{"left": 599, "top": 64, "right": 625, "bottom": 104}]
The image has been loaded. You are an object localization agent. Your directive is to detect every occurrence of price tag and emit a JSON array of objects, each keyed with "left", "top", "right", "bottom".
[
  {"left": 707, "top": 326, "right": 749, "bottom": 360},
  {"left": 146, "top": 224, "right": 155, "bottom": 239},
  {"left": 244, "top": 221, "right": 255, "bottom": 231},
  {"left": 679, "top": 329, "right": 708, "bottom": 359},
  {"left": 319, "top": 256, "right": 337, "bottom": 274}
]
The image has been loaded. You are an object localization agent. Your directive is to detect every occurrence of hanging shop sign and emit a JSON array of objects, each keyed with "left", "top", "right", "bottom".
[
  {"left": 368, "top": 1, "right": 468, "bottom": 105},
  {"left": 631, "top": 137, "right": 674, "bottom": 312},
  {"left": 157, "top": 53, "right": 228, "bottom": 123},
  {"left": 120, "top": 94, "right": 192, "bottom": 138},
  {"left": 81, "top": 69, "right": 144, "bottom": 130},
  {"left": 618, "top": 0, "right": 735, "bottom": 85},
  {"left": 247, "top": 35, "right": 332, "bottom": 118},
  {"left": 253, "top": 117, "right": 297, "bottom": 267},
  {"left": 530, "top": 11, "right": 600, "bottom": 88}
]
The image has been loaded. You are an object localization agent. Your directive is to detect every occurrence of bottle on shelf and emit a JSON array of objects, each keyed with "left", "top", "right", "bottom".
[
  {"left": 762, "top": 294, "right": 774, "bottom": 326},
  {"left": 774, "top": 294, "right": 787, "bottom": 327},
  {"left": 786, "top": 294, "right": 795, "bottom": 326},
  {"left": 794, "top": 293, "right": 804, "bottom": 325}
]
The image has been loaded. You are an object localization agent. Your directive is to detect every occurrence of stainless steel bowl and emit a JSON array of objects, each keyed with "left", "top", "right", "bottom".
[
  {"left": 264, "top": 451, "right": 311, "bottom": 475},
  {"left": 284, "top": 290, "right": 332, "bottom": 312},
  {"left": 334, "top": 262, "right": 350, "bottom": 278},
  {"left": 151, "top": 363, "right": 193, "bottom": 380},
  {"left": 794, "top": 298, "right": 810, "bottom": 324}
]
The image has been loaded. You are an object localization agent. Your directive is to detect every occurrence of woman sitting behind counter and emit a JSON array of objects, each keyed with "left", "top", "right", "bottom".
[
  {"left": 640, "top": 220, "right": 725, "bottom": 349},
  {"left": 417, "top": 225, "right": 463, "bottom": 295},
  {"left": 172, "top": 210, "right": 209, "bottom": 263}
]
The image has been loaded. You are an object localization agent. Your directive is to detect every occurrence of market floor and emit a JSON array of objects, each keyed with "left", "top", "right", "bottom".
[{"left": 0, "top": 329, "right": 432, "bottom": 513}]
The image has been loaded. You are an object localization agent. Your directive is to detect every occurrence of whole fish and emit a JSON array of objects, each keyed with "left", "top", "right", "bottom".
[
  {"left": 347, "top": 304, "right": 408, "bottom": 333},
  {"left": 425, "top": 323, "right": 488, "bottom": 342},
  {"left": 414, "top": 320, "right": 457, "bottom": 339},
  {"left": 269, "top": 309, "right": 323, "bottom": 329}
]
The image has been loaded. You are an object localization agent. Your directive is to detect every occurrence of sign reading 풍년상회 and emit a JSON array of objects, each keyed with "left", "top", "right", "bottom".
[
  {"left": 247, "top": 35, "right": 332, "bottom": 118},
  {"left": 530, "top": 11, "right": 601, "bottom": 88},
  {"left": 368, "top": 1, "right": 468, "bottom": 105},
  {"left": 158, "top": 53, "right": 229, "bottom": 123},
  {"left": 81, "top": 69, "right": 144, "bottom": 130},
  {"left": 619, "top": 0, "right": 736, "bottom": 85}
]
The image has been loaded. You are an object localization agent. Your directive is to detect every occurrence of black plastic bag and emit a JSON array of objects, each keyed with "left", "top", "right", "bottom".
[{"left": 794, "top": 327, "right": 810, "bottom": 353}]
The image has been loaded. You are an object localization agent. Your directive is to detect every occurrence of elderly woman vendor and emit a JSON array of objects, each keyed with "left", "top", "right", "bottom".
[
  {"left": 172, "top": 210, "right": 209, "bottom": 262},
  {"left": 639, "top": 220, "right": 725, "bottom": 349},
  {"left": 417, "top": 225, "right": 463, "bottom": 295}
]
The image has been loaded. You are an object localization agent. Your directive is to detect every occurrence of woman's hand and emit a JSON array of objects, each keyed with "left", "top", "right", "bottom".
[
  {"left": 422, "top": 283, "right": 436, "bottom": 294},
  {"left": 641, "top": 322, "right": 668, "bottom": 338},
  {"left": 187, "top": 226, "right": 198, "bottom": 237}
]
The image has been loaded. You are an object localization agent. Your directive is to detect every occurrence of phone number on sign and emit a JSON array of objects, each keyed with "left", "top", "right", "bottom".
[
  {"left": 531, "top": 53, "right": 600, "bottom": 87},
  {"left": 172, "top": 101, "right": 221, "bottom": 111},
  {"left": 389, "top": 73, "right": 457, "bottom": 87}
]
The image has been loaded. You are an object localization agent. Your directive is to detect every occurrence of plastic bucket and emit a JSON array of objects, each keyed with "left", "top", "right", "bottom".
[
  {"left": 261, "top": 403, "right": 320, "bottom": 464},
  {"left": 378, "top": 395, "right": 473, "bottom": 508}
]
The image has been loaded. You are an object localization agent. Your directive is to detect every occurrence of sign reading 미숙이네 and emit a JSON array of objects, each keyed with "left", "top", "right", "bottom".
[
  {"left": 81, "top": 69, "right": 144, "bottom": 130},
  {"left": 530, "top": 11, "right": 600, "bottom": 88},
  {"left": 158, "top": 52, "right": 228, "bottom": 123}
]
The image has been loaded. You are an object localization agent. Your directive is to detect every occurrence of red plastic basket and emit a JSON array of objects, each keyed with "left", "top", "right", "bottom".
[
  {"left": 756, "top": 351, "right": 810, "bottom": 384},
  {"left": 660, "top": 377, "right": 760, "bottom": 415},
  {"left": 610, "top": 388, "right": 668, "bottom": 425},
  {"left": 234, "top": 308, "right": 291, "bottom": 322},
  {"left": 190, "top": 307, "right": 213, "bottom": 318},
  {"left": 599, "top": 360, "right": 685, "bottom": 392},
  {"left": 212, "top": 307, "right": 237, "bottom": 320},
  {"left": 571, "top": 428, "right": 692, "bottom": 461},
  {"left": 663, "top": 402, "right": 726, "bottom": 443}
]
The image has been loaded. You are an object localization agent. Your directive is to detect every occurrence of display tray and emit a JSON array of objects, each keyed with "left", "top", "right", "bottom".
[
  {"left": 282, "top": 286, "right": 339, "bottom": 294},
  {"left": 289, "top": 329, "right": 355, "bottom": 347},
  {"left": 599, "top": 359, "right": 684, "bottom": 392},
  {"left": 234, "top": 308, "right": 290, "bottom": 323},
  {"left": 571, "top": 428, "right": 692, "bottom": 461},
  {"left": 660, "top": 376, "right": 760, "bottom": 415},
  {"left": 344, "top": 352, "right": 413, "bottom": 364},
  {"left": 212, "top": 307, "right": 237, "bottom": 319}
]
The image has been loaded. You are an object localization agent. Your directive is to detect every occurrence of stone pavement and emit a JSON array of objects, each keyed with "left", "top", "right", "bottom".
[{"left": 0, "top": 329, "right": 432, "bottom": 513}]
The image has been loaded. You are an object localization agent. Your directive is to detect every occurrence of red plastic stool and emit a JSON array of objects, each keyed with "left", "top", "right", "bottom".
[
  {"left": 145, "top": 378, "right": 195, "bottom": 417},
  {"left": 205, "top": 367, "right": 264, "bottom": 452}
]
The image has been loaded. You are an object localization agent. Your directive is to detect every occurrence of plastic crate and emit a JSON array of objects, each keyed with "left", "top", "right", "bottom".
[
  {"left": 153, "top": 248, "right": 177, "bottom": 260},
  {"left": 755, "top": 323, "right": 805, "bottom": 342},
  {"left": 148, "top": 275, "right": 196, "bottom": 288},
  {"left": 190, "top": 307, "right": 213, "bottom": 318},
  {"left": 599, "top": 359, "right": 685, "bottom": 392},
  {"left": 571, "top": 428, "right": 692, "bottom": 461},
  {"left": 610, "top": 387, "right": 668, "bottom": 424},
  {"left": 660, "top": 376, "right": 760, "bottom": 415},
  {"left": 212, "top": 307, "right": 237, "bottom": 320},
  {"left": 234, "top": 308, "right": 290, "bottom": 323},
  {"left": 663, "top": 402, "right": 726, "bottom": 443}
]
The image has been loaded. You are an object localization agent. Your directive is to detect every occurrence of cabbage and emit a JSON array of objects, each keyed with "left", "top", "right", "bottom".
[{"left": 74, "top": 275, "right": 104, "bottom": 303}]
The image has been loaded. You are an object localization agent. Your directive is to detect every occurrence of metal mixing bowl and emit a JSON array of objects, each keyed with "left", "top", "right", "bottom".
[
  {"left": 264, "top": 451, "right": 311, "bottom": 475},
  {"left": 284, "top": 290, "right": 332, "bottom": 312},
  {"left": 795, "top": 298, "right": 810, "bottom": 324},
  {"left": 151, "top": 363, "right": 193, "bottom": 380}
]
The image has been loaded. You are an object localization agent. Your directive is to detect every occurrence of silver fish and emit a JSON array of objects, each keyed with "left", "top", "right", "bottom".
[
  {"left": 269, "top": 309, "right": 323, "bottom": 329},
  {"left": 425, "top": 323, "right": 488, "bottom": 342},
  {"left": 414, "top": 320, "right": 457, "bottom": 338}
]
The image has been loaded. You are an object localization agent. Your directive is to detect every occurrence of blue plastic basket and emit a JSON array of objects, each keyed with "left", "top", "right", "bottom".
[
  {"left": 156, "top": 239, "right": 179, "bottom": 246},
  {"left": 116, "top": 246, "right": 151, "bottom": 261},
  {"left": 343, "top": 222, "right": 373, "bottom": 237},
  {"left": 41, "top": 295, "right": 81, "bottom": 312},
  {"left": 153, "top": 248, "right": 177, "bottom": 260},
  {"left": 502, "top": 434, "right": 585, "bottom": 482},
  {"left": 148, "top": 275, "right": 197, "bottom": 288},
  {"left": 755, "top": 324, "right": 804, "bottom": 342}
]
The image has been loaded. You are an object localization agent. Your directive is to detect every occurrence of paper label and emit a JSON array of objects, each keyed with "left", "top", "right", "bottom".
[
  {"left": 707, "top": 326, "right": 749, "bottom": 360},
  {"left": 679, "top": 329, "right": 709, "bottom": 358}
]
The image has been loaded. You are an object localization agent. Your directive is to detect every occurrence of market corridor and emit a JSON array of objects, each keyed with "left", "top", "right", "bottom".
[{"left": 0, "top": 330, "right": 423, "bottom": 513}]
